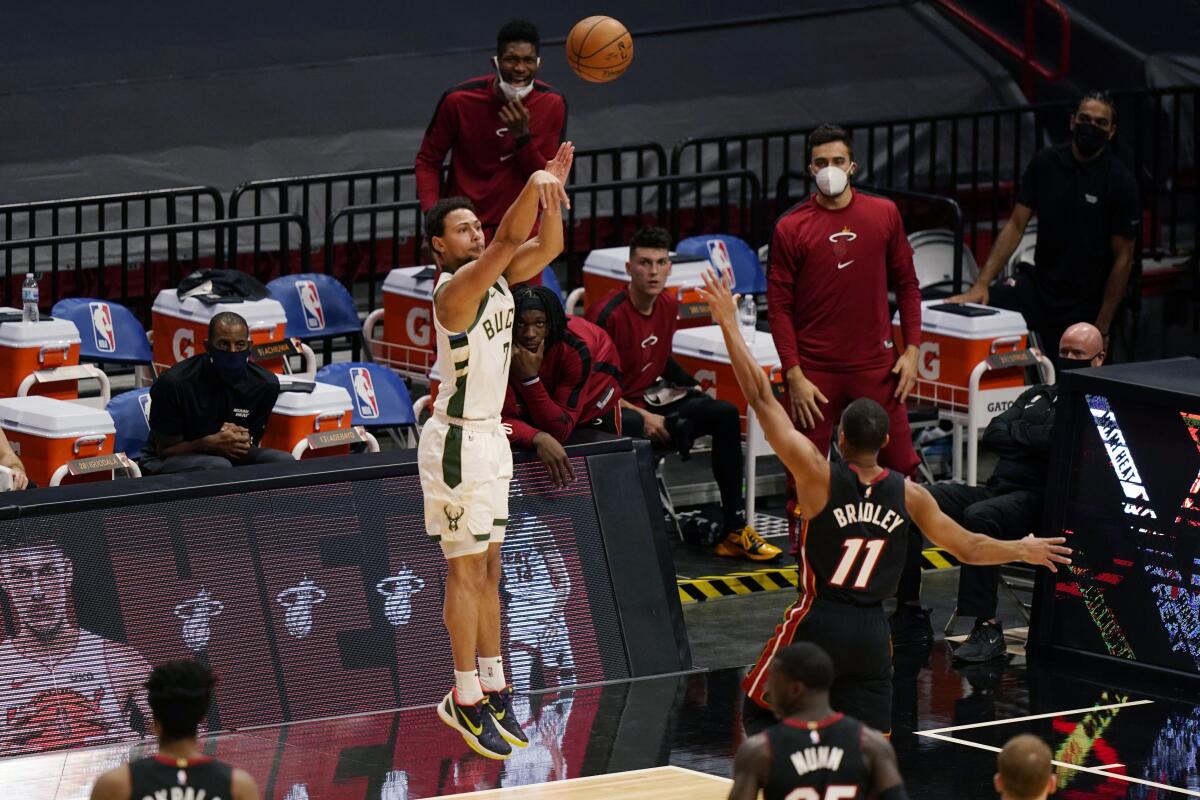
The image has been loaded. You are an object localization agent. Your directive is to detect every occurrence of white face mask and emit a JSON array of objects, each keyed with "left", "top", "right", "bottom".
[
  {"left": 493, "top": 56, "right": 538, "bottom": 102},
  {"left": 815, "top": 165, "right": 850, "bottom": 197}
]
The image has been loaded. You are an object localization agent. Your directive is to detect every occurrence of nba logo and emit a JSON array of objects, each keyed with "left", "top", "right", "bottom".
[
  {"left": 296, "top": 280, "right": 325, "bottom": 331},
  {"left": 706, "top": 239, "right": 736, "bottom": 288},
  {"left": 137, "top": 392, "right": 153, "bottom": 427},
  {"left": 89, "top": 301, "right": 116, "bottom": 353},
  {"left": 350, "top": 366, "right": 380, "bottom": 419}
]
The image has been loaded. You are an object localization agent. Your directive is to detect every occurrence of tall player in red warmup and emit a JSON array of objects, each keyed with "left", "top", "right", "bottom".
[{"left": 697, "top": 270, "right": 1071, "bottom": 736}]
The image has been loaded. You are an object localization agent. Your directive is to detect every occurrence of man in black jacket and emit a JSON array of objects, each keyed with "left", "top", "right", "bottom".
[{"left": 909, "top": 323, "right": 1105, "bottom": 662}]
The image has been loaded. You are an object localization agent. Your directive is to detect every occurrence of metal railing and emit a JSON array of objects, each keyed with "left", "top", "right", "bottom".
[
  {"left": 323, "top": 200, "right": 424, "bottom": 311},
  {"left": 1, "top": 215, "right": 309, "bottom": 322},
  {"left": 0, "top": 187, "right": 225, "bottom": 304}
]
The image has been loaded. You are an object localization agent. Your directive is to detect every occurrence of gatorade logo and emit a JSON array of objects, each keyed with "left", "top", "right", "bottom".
[
  {"left": 173, "top": 329, "right": 194, "bottom": 362},
  {"left": 407, "top": 307, "right": 432, "bottom": 348},
  {"left": 918, "top": 341, "right": 940, "bottom": 381},
  {"left": 987, "top": 400, "right": 1015, "bottom": 413}
]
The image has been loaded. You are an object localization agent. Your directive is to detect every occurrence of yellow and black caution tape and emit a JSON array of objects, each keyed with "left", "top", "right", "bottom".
[{"left": 677, "top": 547, "right": 960, "bottom": 605}]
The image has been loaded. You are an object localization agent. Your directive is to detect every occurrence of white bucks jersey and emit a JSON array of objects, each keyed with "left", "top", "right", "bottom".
[{"left": 432, "top": 271, "right": 515, "bottom": 421}]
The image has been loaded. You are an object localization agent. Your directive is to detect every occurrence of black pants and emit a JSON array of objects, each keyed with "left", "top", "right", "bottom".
[
  {"left": 897, "top": 483, "right": 1043, "bottom": 619},
  {"left": 990, "top": 273, "right": 1098, "bottom": 370},
  {"left": 141, "top": 447, "right": 294, "bottom": 475},
  {"left": 622, "top": 392, "right": 744, "bottom": 532},
  {"left": 743, "top": 598, "right": 892, "bottom": 735}
]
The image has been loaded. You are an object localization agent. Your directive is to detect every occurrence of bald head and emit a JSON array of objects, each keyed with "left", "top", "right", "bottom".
[
  {"left": 995, "top": 734, "right": 1054, "bottom": 800},
  {"left": 1058, "top": 322, "right": 1105, "bottom": 370}
]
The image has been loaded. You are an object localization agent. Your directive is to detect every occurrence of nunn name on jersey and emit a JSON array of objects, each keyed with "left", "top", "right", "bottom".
[{"left": 790, "top": 745, "right": 846, "bottom": 777}]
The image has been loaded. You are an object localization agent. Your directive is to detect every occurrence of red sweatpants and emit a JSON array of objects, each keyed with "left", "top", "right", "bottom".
[{"left": 784, "top": 363, "right": 920, "bottom": 554}]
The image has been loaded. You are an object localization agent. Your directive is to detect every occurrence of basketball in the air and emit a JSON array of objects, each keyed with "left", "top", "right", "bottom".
[{"left": 566, "top": 16, "right": 633, "bottom": 83}]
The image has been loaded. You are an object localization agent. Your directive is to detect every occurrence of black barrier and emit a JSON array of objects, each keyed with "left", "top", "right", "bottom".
[
  {"left": 1031, "top": 358, "right": 1200, "bottom": 684},
  {"left": 0, "top": 215, "right": 310, "bottom": 323},
  {"left": 775, "top": 172, "right": 968, "bottom": 293},
  {"left": 323, "top": 200, "right": 424, "bottom": 311},
  {"left": 0, "top": 435, "right": 687, "bottom": 758}
]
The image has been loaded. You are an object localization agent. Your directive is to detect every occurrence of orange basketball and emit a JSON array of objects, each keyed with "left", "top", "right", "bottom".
[{"left": 566, "top": 16, "right": 633, "bottom": 83}]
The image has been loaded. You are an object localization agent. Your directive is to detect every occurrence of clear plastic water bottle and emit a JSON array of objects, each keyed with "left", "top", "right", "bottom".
[
  {"left": 21, "top": 272, "right": 38, "bottom": 323},
  {"left": 738, "top": 294, "right": 757, "bottom": 342}
]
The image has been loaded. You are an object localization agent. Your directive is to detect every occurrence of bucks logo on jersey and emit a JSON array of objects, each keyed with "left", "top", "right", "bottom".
[{"left": 481, "top": 305, "right": 514, "bottom": 341}]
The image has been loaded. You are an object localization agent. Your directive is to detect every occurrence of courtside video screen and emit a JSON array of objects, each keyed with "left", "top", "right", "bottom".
[
  {"left": 0, "top": 457, "right": 628, "bottom": 757},
  {"left": 1049, "top": 392, "right": 1200, "bottom": 675}
]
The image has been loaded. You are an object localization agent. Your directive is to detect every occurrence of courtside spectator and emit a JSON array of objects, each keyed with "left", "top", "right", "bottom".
[{"left": 0, "top": 430, "right": 28, "bottom": 490}]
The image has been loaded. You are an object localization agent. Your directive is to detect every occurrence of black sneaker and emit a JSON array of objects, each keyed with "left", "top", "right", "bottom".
[
  {"left": 953, "top": 620, "right": 1007, "bottom": 663},
  {"left": 437, "top": 690, "right": 512, "bottom": 760},
  {"left": 888, "top": 604, "right": 934, "bottom": 647},
  {"left": 485, "top": 687, "right": 529, "bottom": 748}
]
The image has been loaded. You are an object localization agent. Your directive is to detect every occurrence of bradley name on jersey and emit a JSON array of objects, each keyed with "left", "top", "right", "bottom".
[
  {"left": 830, "top": 500, "right": 905, "bottom": 534},
  {"left": 789, "top": 744, "right": 847, "bottom": 777}
]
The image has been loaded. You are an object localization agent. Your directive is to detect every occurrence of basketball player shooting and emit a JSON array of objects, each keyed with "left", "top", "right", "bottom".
[
  {"left": 418, "top": 141, "right": 573, "bottom": 760},
  {"left": 696, "top": 271, "right": 1071, "bottom": 735}
]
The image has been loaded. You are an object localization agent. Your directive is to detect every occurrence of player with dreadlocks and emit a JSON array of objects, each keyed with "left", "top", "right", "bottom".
[{"left": 502, "top": 283, "right": 623, "bottom": 487}]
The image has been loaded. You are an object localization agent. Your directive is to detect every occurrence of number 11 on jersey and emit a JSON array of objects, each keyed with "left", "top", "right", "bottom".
[{"left": 828, "top": 538, "right": 887, "bottom": 589}]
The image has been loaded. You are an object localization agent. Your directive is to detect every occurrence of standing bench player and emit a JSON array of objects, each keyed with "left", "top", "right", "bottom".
[
  {"left": 420, "top": 142, "right": 573, "bottom": 760},
  {"left": 695, "top": 271, "right": 1071, "bottom": 736}
]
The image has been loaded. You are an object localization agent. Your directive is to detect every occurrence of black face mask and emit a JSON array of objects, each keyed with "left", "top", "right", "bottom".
[
  {"left": 1058, "top": 356, "right": 1095, "bottom": 371},
  {"left": 209, "top": 347, "right": 251, "bottom": 383},
  {"left": 1072, "top": 122, "right": 1109, "bottom": 159}
]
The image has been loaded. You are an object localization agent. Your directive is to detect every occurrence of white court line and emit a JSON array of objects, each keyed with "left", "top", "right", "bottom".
[
  {"left": 918, "top": 731, "right": 1200, "bottom": 798},
  {"left": 917, "top": 699, "right": 1154, "bottom": 735},
  {"left": 1096, "top": 764, "right": 1125, "bottom": 770}
]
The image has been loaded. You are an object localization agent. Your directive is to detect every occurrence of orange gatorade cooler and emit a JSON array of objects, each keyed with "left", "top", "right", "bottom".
[
  {"left": 0, "top": 396, "right": 115, "bottom": 486},
  {"left": 892, "top": 300, "right": 1028, "bottom": 410},
  {"left": 0, "top": 311, "right": 82, "bottom": 400},
  {"left": 151, "top": 290, "right": 289, "bottom": 374},
  {"left": 262, "top": 381, "right": 354, "bottom": 459},
  {"left": 671, "top": 324, "right": 782, "bottom": 430},
  {"left": 380, "top": 266, "right": 437, "bottom": 377},
  {"left": 582, "top": 247, "right": 720, "bottom": 328}
]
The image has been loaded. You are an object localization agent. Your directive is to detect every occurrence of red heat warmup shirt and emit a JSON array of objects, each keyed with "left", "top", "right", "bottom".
[
  {"left": 503, "top": 316, "right": 623, "bottom": 448},
  {"left": 767, "top": 191, "right": 921, "bottom": 373},
  {"left": 586, "top": 289, "right": 678, "bottom": 408},
  {"left": 415, "top": 75, "right": 567, "bottom": 228}
]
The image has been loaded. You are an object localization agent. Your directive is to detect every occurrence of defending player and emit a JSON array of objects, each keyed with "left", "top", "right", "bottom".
[
  {"left": 419, "top": 141, "right": 573, "bottom": 760},
  {"left": 696, "top": 271, "right": 1071, "bottom": 735},
  {"left": 0, "top": 534, "right": 152, "bottom": 755},
  {"left": 729, "top": 643, "right": 906, "bottom": 800},
  {"left": 89, "top": 660, "right": 259, "bottom": 800}
]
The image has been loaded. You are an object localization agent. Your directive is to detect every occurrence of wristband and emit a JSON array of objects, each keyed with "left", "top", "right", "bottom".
[{"left": 521, "top": 375, "right": 541, "bottom": 386}]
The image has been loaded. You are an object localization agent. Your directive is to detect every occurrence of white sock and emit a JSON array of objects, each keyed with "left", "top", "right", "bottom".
[
  {"left": 478, "top": 656, "right": 506, "bottom": 692},
  {"left": 454, "top": 670, "right": 483, "bottom": 705}
]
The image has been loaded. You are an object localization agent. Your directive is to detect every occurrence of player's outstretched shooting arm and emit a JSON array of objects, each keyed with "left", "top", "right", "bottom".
[
  {"left": 434, "top": 142, "right": 572, "bottom": 332},
  {"left": 505, "top": 142, "right": 574, "bottom": 284},
  {"left": 697, "top": 270, "right": 830, "bottom": 518},
  {"left": 904, "top": 482, "right": 1072, "bottom": 570}
]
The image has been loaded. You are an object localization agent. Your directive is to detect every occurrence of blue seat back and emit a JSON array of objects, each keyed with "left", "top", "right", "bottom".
[
  {"left": 315, "top": 362, "right": 416, "bottom": 427},
  {"left": 675, "top": 234, "right": 767, "bottom": 295},
  {"left": 267, "top": 273, "right": 361, "bottom": 339},
  {"left": 540, "top": 267, "right": 564, "bottom": 303},
  {"left": 106, "top": 388, "right": 153, "bottom": 459},
  {"left": 51, "top": 298, "right": 152, "bottom": 364}
]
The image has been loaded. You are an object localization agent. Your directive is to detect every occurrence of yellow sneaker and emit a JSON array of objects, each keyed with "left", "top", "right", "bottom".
[{"left": 714, "top": 525, "right": 782, "bottom": 562}]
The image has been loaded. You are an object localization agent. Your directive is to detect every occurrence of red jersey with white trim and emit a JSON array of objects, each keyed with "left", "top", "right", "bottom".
[
  {"left": 764, "top": 713, "right": 872, "bottom": 800},
  {"left": 585, "top": 289, "right": 677, "bottom": 407},
  {"left": 802, "top": 463, "right": 911, "bottom": 607},
  {"left": 415, "top": 75, "right": 567, "bottom": 227},
  {"left": 503, "top": 316, "right": 623, "bottom": 448},
  {"left": 767, "top": 191, "right": 921, "bottom": 374}
]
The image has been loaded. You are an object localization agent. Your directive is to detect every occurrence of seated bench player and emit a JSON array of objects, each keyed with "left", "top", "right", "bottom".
[
  {"left": 141, "top": 312, "right": 294, "bottom": 474},
  {"left": 502, "top": 284, "right": 623, "bottom": 487},
  {"left": 586, "top": 226, "right": 781, "bottom": 562}
]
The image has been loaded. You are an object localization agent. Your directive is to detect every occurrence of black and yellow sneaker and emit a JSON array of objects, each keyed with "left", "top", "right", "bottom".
[
  {"left": 485, "top": 687, "right": 529, "bottom": 748},
  {"left": 437, "top": 690, "right": 512, "bottom": 760}
]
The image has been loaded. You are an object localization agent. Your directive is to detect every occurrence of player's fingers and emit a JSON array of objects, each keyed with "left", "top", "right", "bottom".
[
  {"left": 557, "top": 183, "right": 570, "bottom": 210},
  {"left": 814, "top": 388, "right": 829, "bottom": 404},
  {"left": 562, "top": 457, "right": 575, "bottom": 483},
  {"left": 809, "top": 399, "right": 825, "bottom": 422}
]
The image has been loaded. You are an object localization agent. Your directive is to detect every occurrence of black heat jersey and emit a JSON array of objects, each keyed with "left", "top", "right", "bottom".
[
  {"left": 129, "top": 754, "right": 234, "bottom": 800},
  {"left": 764, "top": 713, "right": 871, "bottom": 800},
  {"left": 803, "top": 463, "right": 911, "bottom": 606}
]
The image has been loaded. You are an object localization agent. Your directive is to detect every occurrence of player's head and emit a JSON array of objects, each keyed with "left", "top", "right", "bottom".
[
  {"left": 425, "top": 197, "right": 484, "bottom": 271},
  {"left": 494, "top": 19, "right": 541, "bottom": 92},
  {"left": 207, "top": 312, "right": 250, "bottom": 353},
  {"left": 1058, "top": 322, "right": 1106, "bottom": 371},
  {"left": 513, "top": 284, "right": 566, "bottom": 353},
  {"left": 838, "top": 397, "right": 890, "bottom": 456},
  {"left": 1071, "top": 90, "right": 1116, "bottom": 160},
  {"left": 995, "top": 734, "right": 1054, "bottom": 800},
  {"left": 146, "top": 660, "right": 216, "bottom": 743},
  {"left": 0, "top": 533, "right": 74, "bottom": 637},
  {"left": 767, "top": 643, "right": 834, "bottom": 718},
  {"left": 807, "top": 123, "right": 857, "bottom": 198},
  {"left": 626, "top": 226, "right": 673, "bottom": 299}
]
